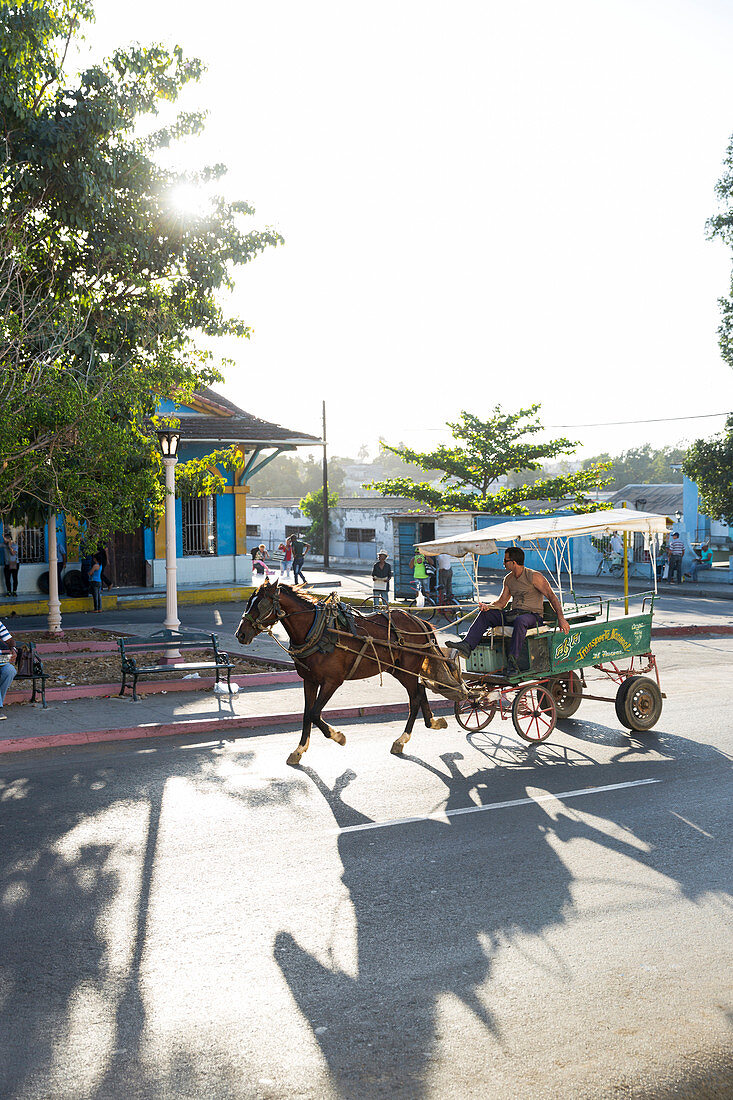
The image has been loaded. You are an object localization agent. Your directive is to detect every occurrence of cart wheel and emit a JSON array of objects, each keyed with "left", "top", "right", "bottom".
[
  {"left": 549, "top": 672, "right": 582, "bottom": 719},
  {"left": 511, "top": 685, "right": 557, "bottom": 743},
  {"left": 454, "top": 695, "right": 497, "bottom": 732},
  {"left": 615, "top": 676, "right": 662, "bottom": 732}
]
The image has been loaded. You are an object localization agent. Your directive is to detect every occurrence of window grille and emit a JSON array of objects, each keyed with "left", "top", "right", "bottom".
[
  {"left": 285, "top": 526, "right": 309, "bottom": 540},
  {"left": 246, "top": 524, "right": 260, "bottom": 537},
  {"left": 182, "top": 496, "right": 217, "bottom": 556},
  {"left": 345, "top": 528, "right": 376, "bottom": 543},
  {"left": 16, "top": 527, "right": 44, "bottom": 564}
]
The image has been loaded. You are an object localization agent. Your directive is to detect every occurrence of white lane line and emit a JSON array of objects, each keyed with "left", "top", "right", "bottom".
[{"left": 332, "top": 778, "right": 661, "bottom": 835}]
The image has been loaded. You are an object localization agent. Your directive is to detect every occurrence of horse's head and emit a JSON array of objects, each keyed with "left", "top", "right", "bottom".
[{"left": 236, "top": 579, "right": 284, "bottom": 645}]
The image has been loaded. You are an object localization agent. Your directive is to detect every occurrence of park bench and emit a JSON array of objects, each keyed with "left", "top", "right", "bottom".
[
  {"left": 2, "top": 642, "right": 48, "bottom": 708},
  {"left": 117, "top": 629, "right": 234, "bottom": 701}
]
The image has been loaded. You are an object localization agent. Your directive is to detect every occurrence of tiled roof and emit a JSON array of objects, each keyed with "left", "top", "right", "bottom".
[
  {"left": 174, "top": 387, "right": 321, "bottom": 446},
  {"left": 609, "top": 484, "right": 683, "bottom": 515}
]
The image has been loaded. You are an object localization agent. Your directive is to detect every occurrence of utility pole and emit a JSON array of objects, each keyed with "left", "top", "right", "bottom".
[{"left": 322, "top": 400, "right": 329, "bottom": 569}]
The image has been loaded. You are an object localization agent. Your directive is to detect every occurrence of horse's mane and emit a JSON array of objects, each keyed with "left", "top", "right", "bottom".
[{"left": 278, "top": 583, "right": 322, "bottom": 607}]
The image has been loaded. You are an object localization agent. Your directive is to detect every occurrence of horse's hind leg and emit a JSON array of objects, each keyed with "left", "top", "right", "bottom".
[
  {"left": 390, "top": 672, "right": 423, "bottom": 755},
  {"left": 287, "top": 678, "right": 317, "bottom": 766},
  {"left": 312, "top": 681, "right": 346, "bottom": 747}
]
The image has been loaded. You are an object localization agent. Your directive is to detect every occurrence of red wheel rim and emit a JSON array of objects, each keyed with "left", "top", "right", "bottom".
[
  {"left": 455, "top": 697, "right": 496, "bottom": 731},
  {"left": 512, "top": 686, "right": 556, "bottom": 743}
]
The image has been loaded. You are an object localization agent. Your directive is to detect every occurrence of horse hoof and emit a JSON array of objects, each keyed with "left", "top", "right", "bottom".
[
  {"left": 286, "top": 751, "right": 302, "bottom": 766},
  {"left": 430, "top": 717, "right": 448, "bottom": 730},
  {"left": 332, "top": 731, "right": 346, "bottom": 746},
  {"left": 390, "top": 740, "right": 404, "bottom": 755}
]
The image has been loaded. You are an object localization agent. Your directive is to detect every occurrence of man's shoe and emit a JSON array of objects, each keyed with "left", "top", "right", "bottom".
[
  {"left": 446, "top": 640, "right": 471, "bottom": 659},
  {"left": 0, "top": 713, "right": 6, "bottom": 721}
]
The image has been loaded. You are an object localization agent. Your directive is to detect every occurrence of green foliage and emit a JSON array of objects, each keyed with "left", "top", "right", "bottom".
[
  {"left": 0, "top": 0, "right": 281, "bottom": 540},
  {"left": 707, "top": 133, "right": 733, "bottom": 369},
  {"left": 684, "top": 415, "right": 733, "bottom": 524},
  {"left": 368, "top": 407, "right": 612, "bottom": 515},
  {"left": 582, "top": 444, "right": 686, "bottom": 489},
  {"left": 299, "top": 487, "right": 339, "bottom": 553}
]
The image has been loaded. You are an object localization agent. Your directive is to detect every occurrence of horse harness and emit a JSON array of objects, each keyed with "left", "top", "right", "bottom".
[{"left": 245, "top": 588, "right": 457, "bottom": 689}]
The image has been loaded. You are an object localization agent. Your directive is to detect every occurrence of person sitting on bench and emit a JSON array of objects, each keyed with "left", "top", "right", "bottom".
[{"left": 448, "top": 547, "right": 570, "bottom": 674}]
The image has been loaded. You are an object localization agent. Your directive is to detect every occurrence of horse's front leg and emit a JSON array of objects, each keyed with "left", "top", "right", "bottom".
[
  {"left": 419, "top": 681, "right": 448, "bottom": 731},
  {"left": 311, "top": 680, "right": 346, "bottom": 747},
  {"left": 287, "top": 677, "right": 317, "bottom": 766}
]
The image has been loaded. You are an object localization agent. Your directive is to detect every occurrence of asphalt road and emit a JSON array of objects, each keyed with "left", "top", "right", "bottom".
[{"left": 1, "top": 637, "right": 731, "bottom": 1099}]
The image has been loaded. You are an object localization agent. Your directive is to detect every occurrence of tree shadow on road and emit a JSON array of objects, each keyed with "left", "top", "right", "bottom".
[{"left": 274, "top": 723, "right": 732, "bottom": 1099}]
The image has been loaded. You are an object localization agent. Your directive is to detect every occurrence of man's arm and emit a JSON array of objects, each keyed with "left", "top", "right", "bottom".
[
  {"left": 532, "top": 573, "right": 570, "bottom": 633},
  {"left": 479, "top": 580, "right": 510, "bottom": 612}
]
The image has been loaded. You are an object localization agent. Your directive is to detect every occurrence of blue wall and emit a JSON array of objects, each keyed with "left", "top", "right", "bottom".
[{"left": 475, "top": 513, "right": 575, "bottom": 573}]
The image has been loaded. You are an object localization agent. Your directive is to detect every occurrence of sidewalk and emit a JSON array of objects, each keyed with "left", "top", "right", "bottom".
[{"left": 0, "top": 670, "right": 452, "bottom": 756}]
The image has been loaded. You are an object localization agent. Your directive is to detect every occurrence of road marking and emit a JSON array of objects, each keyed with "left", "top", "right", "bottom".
[{"left": 332, "top": 778, "right": 661, "bottom": 835}]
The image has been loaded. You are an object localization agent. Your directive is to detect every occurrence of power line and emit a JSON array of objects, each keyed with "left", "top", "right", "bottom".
[
  {"left": 398, "top": 411, "right": 730, "bottom": 433},
  {"left": 547, "top": 412, "right": 730, "bottom": 429}
]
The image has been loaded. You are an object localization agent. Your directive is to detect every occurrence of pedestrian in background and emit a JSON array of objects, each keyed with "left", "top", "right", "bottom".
[
  {"left": 96, "top": 542, "right": 114, "bottom": 590},
  {"left": 3, "top": 532, "right": 19, "bottom": 597},
  {"left": 436, "top": 551, "right": 453, "bottom": 603},
  {"left": 667, "top": 531, "right": 685, "bottom": 584},
  {"left": 409, "top": 547, "right": 431, "bottom": 596},
  {"left": 371, "top": 550, "right": 392, "bottom": 608},
  {"left": 291, "top": 534, "right": 310, "bottom": 584},
  {"left": 279, "top": 537, "right": 293, "bottom": 580},
  {"left": 88, "top": 554, "right": 103, "bottom": 612}
]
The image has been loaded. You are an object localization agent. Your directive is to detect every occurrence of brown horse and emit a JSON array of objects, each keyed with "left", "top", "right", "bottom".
[{"left": 235, "top": 580, "right": 451, "bottom": 765}]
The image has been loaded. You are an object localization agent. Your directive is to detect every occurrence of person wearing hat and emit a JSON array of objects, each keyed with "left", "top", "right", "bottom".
[{"left": 371, "top": 550, "right": 392, "bottom": 609}]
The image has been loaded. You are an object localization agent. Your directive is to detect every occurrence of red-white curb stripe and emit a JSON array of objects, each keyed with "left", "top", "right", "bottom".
[{"left": 0, "top": 699, "right": 453, "bottom": 755}]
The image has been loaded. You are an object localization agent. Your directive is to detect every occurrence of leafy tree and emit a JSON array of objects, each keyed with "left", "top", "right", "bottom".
[
  {"left": 0, "top": 0, "right": 281, "bottom": 540},
  {"left": 581, "top": 444, "right": 686, "bottom": 489},
  {"left": 368, "top": 406, "right": 611, "bottom": 514},
  {"left": 684, "top": 415, "right": 733, "bottom": 524},
  {"left": 707, "top": 133, "right": 733, "bottom": 368},
  {"left": 299, "top": 487, "right": 339, "bottom": 553},
  {"left": 248, "top": 454, "right": 345, "bottom": 497}
]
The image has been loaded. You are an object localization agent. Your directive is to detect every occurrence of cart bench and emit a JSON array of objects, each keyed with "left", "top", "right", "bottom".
[{"left": 117, "top": 629, "right": 234, "bottom": 701}]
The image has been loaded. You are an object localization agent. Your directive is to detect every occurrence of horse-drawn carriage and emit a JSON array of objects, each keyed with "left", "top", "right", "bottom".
[
  {"left": 415, "top": 507, "right": 670, "bottom": 744},
  {"left": 236, "top": 508, "right": 670, "bottom": 763}
]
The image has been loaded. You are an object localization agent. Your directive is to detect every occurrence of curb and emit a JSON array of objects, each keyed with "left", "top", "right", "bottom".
[
  {"left": 5, "top": 668, "right": 301, "bottom": 705},
  {"left": 0, "top": 698, "right": 454, "bottom": 756},
  {"left": 651, "top": 625, "right": 733, "bottom": 638}
]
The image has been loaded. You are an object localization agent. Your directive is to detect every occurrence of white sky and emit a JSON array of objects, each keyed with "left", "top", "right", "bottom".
[{"left": 83, "top": 0, "right": 733, "bottom": 462}]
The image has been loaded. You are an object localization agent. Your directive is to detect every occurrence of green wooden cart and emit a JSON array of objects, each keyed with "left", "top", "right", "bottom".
[
  {"left": 415, "top": 509, "right": 669, "bottom": 744},
  {"left": 453, "top": 594, "right": 664, "bottom": 742}
]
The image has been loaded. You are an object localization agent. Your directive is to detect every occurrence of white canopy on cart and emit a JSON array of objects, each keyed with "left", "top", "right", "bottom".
[
  {"left": 415, "top": 507, "right": 670, "bottom": 557},
  {"left": 416, "top": 507, "right": 672, "bottom": 602}
]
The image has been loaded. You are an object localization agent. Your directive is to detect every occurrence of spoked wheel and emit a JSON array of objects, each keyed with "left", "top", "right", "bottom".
[
  {"left": 549, "top": 671, "right": 582, "bottom": 719},
  {"left": 407, "top": 598, "right": 436, "bottom": 622},
  {"left": 511, "top": 685, "right": 557, "bottom": 743},
  {"left": 615, "top": 676, "right": 663, "bottom": 732},
  {"left": 454, "top": 694, "right": 497, "bottom": 731},
  {"left": 359, "top": 596, "right": 388, "bottom": 613}
]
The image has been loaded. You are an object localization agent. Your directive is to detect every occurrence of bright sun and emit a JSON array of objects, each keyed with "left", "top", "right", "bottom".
[{"left": 170, "top": 183, "right": 209, "bottom": 217}]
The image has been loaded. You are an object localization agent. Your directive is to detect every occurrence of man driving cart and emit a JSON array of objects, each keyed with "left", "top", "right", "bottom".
[{"left": 447, "top": 547, "right": 569, "bottom": 676}]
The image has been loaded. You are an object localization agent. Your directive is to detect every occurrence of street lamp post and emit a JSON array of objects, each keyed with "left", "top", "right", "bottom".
[{"left": 156, "top": 429, "right": 181, "bottom": 638}]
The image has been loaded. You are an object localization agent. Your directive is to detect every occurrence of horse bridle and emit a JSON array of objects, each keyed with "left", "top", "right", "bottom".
[{"left": 241, "top": 586, "right": 286, "bottom": 633}]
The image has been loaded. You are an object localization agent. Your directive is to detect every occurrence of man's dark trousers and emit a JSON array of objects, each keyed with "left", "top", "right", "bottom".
[
  {"left": 668, "top": 555, "right": 683, "bottom": 583},
  {"left": 464, "top": 609, "right": 543, "bottom": 662}
]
